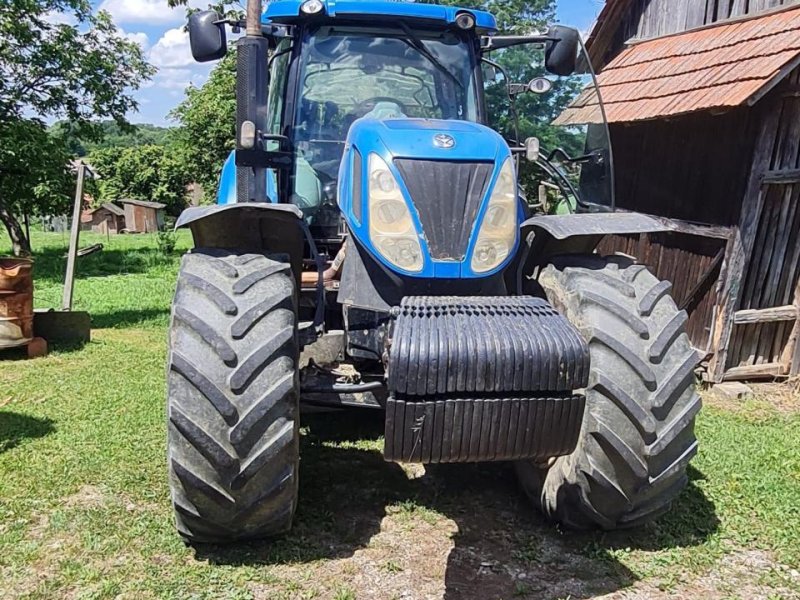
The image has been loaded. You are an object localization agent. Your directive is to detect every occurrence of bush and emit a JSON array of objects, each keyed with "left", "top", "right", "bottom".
[{"left": 156, "top": 228, "right": 177, "bottom": 255}]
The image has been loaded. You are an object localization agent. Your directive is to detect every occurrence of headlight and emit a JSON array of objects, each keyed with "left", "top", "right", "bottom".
[
  {"left": 367, "top": 154, "right": 423, "bottom": 272},
  {"left": 471, "top": 158, "right": 518, "bottom": 274}
]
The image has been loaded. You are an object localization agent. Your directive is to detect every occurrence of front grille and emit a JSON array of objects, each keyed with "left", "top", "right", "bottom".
[{"left": 394, "top": 160, "right": 493, "bottom": 261}]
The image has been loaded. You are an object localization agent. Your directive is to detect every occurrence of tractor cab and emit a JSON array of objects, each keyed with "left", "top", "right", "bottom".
[{"left": 202, "top": 0, "right": 613, "bottom": 267}]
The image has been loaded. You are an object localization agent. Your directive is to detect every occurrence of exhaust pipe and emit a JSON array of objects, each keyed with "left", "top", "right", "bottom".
[{"left": 236, "top": 0, "right": 269, "bottom": 202}]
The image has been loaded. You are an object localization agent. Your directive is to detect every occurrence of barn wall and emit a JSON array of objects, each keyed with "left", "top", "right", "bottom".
[
  {"left": 598, "top": 232, "right": 726, "bottom": 352},
  {"left": 619, "top": 0, "right": 797, "bottom": 42},
  {"left": 599, "top": 110, "right": 758, "bottom": 354},
  {"left": 611, "top": 108, "right": 757, "bottom": 226}
]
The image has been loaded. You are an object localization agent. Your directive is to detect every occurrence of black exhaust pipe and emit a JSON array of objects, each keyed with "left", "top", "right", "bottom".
[{"left": 235, "top": 0, "right": 269, "bottom": 203}]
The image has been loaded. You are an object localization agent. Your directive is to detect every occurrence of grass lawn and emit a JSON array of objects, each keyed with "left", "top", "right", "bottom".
[{"left": 1, "top": 231, "right": 799, "bottom": 599}]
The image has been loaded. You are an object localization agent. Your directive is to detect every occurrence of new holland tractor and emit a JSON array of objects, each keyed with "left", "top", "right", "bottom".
[{"left": 167, "top": 0, "right": 701, "bottom": 543}]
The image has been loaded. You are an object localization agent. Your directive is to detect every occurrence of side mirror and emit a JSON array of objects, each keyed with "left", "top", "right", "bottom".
[
  {"left": 525, "top": 137, "right": 540, "bottom": 162},
  {"left": 545, "top": 25, "right": 580, "bottom": 76},
  {"left": 188, "top": 11, "right": 227, "bottom": 63}
]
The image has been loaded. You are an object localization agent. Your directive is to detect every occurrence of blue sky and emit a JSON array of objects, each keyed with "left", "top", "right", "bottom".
[{"left": 85, "top": 0, "right": 604, "bottom": 126}]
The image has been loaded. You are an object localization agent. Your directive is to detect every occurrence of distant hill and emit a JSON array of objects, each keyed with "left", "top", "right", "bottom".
[{"left": 50, "top": 120, "right": 173, "bottom": 157}]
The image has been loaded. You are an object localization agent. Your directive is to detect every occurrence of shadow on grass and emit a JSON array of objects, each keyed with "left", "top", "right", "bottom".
[
  {"left": 0, "top": 411, "right": 55, "bottom": 453},
  {"left": 193, "top": 411, "right": 719, "bottom": 599},
  {"left": 91, "top": 308, "right": 171, "bottom": 330},
  {"left": 27, "top": 245, "right": 178, "bottom": 285}
]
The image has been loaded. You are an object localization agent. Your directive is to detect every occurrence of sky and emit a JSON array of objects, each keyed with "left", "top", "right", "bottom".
[{"left": 83, "top": 0, "right": 605, "bottom": 126}]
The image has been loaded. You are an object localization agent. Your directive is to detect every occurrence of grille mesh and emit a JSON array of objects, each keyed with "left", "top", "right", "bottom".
[{"left": 394, "top": 160, "right": 493, "bottom": 261}]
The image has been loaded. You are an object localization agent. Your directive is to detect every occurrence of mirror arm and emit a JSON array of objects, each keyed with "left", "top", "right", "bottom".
[{"left": 481, "top": 35, "right": 556, "bottom": 52}]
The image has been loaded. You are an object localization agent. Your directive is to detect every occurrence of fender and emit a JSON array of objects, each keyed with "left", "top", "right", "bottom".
[
  {"left": 521, "top": 212, "right": 670, "bottom": 263},
  {"left": 176, "top": 203, "right": 305, "bottom": 283}
]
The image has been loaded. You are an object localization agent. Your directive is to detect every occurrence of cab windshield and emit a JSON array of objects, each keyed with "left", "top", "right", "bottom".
[{"left": 285, "top": 26, "right": 480, "bottom": 217}]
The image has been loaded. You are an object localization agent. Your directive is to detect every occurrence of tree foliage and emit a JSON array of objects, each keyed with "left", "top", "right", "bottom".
[
  {"left": 169, "top": 53, "right": 236, "bottom": 202},
  {"left": 0, "top": 120, "right": 73, "bottom": 255},
  {"left": 0, "top": 0, "right": 155, "bottom": 255},
  {"left": 89, "top": 145, "right": 192, "bottom": 216},
  {"left": 50, "top": 121, "right": 173, "bottom": 157},
  {"left": 0, "top": 1, "right": 154, "bottom": 131}
]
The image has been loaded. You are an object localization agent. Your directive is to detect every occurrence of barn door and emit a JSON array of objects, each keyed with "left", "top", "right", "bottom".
[{"left": 723, "top": 74, "right": 800, "bottom": 380}]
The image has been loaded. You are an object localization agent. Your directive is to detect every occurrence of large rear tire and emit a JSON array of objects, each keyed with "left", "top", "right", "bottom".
[
  {"left": 167, "top": 249, "right": 300, "bottom": 543},
  {"left": 516, "top": 255, "right": 701, "bottom": 529}
]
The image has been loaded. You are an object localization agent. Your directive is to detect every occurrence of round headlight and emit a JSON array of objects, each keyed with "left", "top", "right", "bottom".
[
  {"left": 371, "top": 169, "right": 397, "bottom": 194},
  {"left": 484, "top": 204, "right": 513, "bottom": 231},
  {"left": 455, "top": 12, "right": 476, "bottom": 30},
  {"left": 300, "top": 0, "right": 324, "bottom": 14},
  {"left": 372, "top": 200, "right": 412, "bottom": 234},
  {"left": 473, "top": 239, "right": 510, "bottom": 272}
]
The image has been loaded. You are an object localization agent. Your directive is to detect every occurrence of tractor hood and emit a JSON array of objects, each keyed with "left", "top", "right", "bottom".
[
  {"left": 348, "top": 118, "right": 508, "bottom": 162},
  {"left": 338, "top": 118, "right": 520, "bottom": 279}
]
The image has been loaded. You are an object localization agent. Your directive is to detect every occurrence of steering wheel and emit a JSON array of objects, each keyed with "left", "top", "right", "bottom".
[{"left": 355, "top": 97, "right": 409, "bottom": 116}]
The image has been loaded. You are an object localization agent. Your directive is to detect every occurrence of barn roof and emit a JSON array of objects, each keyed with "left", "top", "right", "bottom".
[
  {"left": 101, "top": 202, "right": 125, "bottom": 216},
  {"left": 89, "top": 202, "right": 125, "bottom": 216},
  {"left": 120, "top": 199, "right": 166, "bottom": 210},
  {"left": 559, "top": 4, "right": 800, "bottom": 125}
]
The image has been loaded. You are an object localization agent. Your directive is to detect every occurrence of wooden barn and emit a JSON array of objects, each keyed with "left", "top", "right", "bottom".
[
  {"left": 564, "top": 1, "right": 800, "bottom": 382},
  {"left": 81, "top": 203, "right": 126, "bottom": 235},
  {"left": 120, "top": 199, "right": 166, "bottom": 234}
]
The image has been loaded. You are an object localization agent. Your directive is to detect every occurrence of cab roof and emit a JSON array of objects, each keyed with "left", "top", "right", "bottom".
[{"left": 262, "top": 0, "right": 498, "bottom": 33}]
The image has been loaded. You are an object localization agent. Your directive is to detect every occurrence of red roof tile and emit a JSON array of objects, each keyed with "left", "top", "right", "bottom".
[{"left": 557, "top": 5, "right": 800, "bottom": 125}]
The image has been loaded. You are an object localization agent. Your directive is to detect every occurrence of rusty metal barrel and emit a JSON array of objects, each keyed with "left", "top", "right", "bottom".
[{"left": 0, "top": 258, "right": 34, "bottom": 348}]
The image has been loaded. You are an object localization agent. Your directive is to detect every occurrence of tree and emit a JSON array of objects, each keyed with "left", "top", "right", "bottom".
[
  {"left": 90, "top": 145, "right": 191, "bottom": 216},
  {"left": 0, "top": 0, "right": 154, "bottom": 255},
  {"left": 50, "top": 121, "right": 174, "bottom": 157},
  {"left": 0, "top": 121, "right": 73, "bottom": 255},
  {"left": 169, "top": 53, "right": 236, "bottom": 202}
]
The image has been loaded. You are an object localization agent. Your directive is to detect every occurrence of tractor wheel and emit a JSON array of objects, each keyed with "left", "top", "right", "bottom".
[
  {"left": 166, "top": 249, "right": 300, "bottom": 543},
  {"left": 516, "top": 255, "right": 701, "bottom": 530}
]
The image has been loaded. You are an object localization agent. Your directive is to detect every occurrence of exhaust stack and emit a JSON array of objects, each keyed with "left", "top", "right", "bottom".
[{"left": 236, "top": 0, "right": 269, "bottom": 202}]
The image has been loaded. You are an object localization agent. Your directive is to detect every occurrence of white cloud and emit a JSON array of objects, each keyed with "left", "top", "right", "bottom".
[
  {"left": 149, "top": 27, "right": 194, "bottom": 69},
  {"left": 123, "top": 30, "right": 150, "bottom": 52},
  {"left": 98, "top": 0, "right": 205, "bottom": 25},
  {"left": 43, "top": 10, "right": 77, "bottom": 26}
]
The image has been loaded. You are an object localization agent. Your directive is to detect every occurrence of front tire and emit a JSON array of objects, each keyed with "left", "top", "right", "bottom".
[
  {"left": 516, "top": 255, "right": 701, "bottom": 529},
  {"left": 166, "top": 249, "right": 300, "bottom": 543}
]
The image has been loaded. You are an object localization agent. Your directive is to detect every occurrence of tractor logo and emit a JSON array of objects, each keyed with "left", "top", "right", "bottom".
[{"left": 433, "top": 133, "right": 455, "bottom": 149}]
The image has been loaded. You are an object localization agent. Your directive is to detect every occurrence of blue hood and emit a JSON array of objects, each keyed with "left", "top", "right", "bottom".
[
  {"left": 338, "top": 118, "right": 519, "bottom": 279},
  {"left": 346, "top": 118, "right": 508, "bottom": 162}
]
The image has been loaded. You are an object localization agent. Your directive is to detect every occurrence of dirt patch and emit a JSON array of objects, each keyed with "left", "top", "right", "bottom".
[
  {"left": 63, "top": 484, "right": 108, "bottom": 510},
  {"left": 600, "top": 549, "right": 800, "bottom": 600},
  {"left": 703, "top": 382, "right": 800, "bottom": 418}
]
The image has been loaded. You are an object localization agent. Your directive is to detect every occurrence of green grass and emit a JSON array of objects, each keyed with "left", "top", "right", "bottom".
[{"left": 1, "top": 232, "right": 799, "bottom": 598}]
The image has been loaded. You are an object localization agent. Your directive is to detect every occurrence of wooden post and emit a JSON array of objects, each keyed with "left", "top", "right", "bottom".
[{"left": 62, "top": 163, "right": 85, "bottom": 312}]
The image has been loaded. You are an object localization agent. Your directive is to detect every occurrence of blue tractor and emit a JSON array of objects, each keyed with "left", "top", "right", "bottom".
[{"left": 168, "top": 0, "right": 701, "bottom": 543}]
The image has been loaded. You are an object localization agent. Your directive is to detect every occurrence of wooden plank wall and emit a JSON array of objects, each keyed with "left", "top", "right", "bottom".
[
  {"left": 620, "top": 0, "right": 796, "bottom": 41},
  {"left": 611, "top": 109, "right": 757, "bottom": 226},
  {"left": 598, "top": 233, "right": 727, "bottom": 353},
  {"left": 722, "top": 68, "right": 800, "bottom": 378}
]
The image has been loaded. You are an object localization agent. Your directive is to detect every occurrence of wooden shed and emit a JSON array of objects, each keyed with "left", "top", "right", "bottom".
[
  {"left": 565, "top": 1, "right": 800, "bottom": 382},
  {"left": 81, "top": 203, "right": 126, "bottom": 235},
  {"left": 120, "top": 199, "right": 166, "bottom": 234}
]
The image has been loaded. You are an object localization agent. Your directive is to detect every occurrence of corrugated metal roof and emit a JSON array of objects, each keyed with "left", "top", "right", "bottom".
[{"left": 558, "top": 5, "right": 800, "bottom": 125}]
